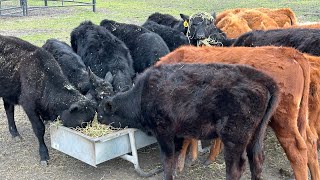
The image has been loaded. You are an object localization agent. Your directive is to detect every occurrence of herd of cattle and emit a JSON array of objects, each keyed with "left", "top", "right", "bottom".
[{"left": 1, "top": 7, "right": 320, "bottom": 180}]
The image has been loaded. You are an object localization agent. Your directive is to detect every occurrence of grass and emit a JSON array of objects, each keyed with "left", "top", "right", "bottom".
[{"left": 0, "top": 0, "right": 319, "bottom": 46}]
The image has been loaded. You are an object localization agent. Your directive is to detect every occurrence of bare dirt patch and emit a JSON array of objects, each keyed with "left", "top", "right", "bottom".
[{"left": 0, "top": 97, "right": 311, "bottom": 180}]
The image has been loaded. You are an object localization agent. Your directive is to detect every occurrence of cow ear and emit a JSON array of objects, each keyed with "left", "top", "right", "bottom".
[
  {"left": 211, "top": 11, "right": 216, "bottom": 20},
  {"left": 180, "top": 14, "right": 189, "bottom": 22},
  {"left": 105, "top": 71, "right": 114, "bottom": 83},
  {"left": 69, "top": 103, "right": 80, "bottom": 113},
  {"left": 88, "top": 67, "right": 98, "bottom": 85}
]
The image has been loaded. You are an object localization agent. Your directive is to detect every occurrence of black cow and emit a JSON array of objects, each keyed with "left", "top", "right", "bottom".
[
  {"left": 42, "top": 39, "right": 114, "bottom": 103},
  {"left": 70, "top": 21, "right": 134, "bottom": 93},
  {"left": 142, "top": 20, "right": 190, "bottom": 51},
  {"left": 100, "top": 19, "right": 170, "bottom": 74},
  {"left": 42, "top": 38, "right": 91, "bottom": 94},
  {"left": 186, "top": 12, "right": 235, "bottom": 46},
  {"left": 0, "top": 35, "right": 96, "bottom": 165},
  {"left": 97, "top": 63, "right": 280, "bottom": 180},
  {"left": 146, "top": 12, "right": 189, "bottom": 35},
  {"left": 233, "top": 28, "right": 320, "bottom": 56}
]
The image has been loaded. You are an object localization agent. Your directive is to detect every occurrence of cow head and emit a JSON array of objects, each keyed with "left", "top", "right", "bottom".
[
  {"left": 60, "top": 97, "right": 97, "bottom": 127},
  {"left": 112, "top": 70, "right": 132, "bottom": 93},
  {"left": 97, "top": 98, "right": 120, "bottom": 127},
  {"left": 86, "top": 68, "right": 114, "bottom": 103},
  {"left": 184, "top": 12, "right": 228, "bottom": 46},
  {"left": 97, "top": 97, "right": 133, "bottom": 128},
  {"left": 61, "top": 54, "right": 92, "bottom": 94}
]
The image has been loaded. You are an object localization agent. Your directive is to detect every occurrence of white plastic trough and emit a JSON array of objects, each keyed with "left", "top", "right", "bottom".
[{"left": 50, "top": 124, "right": 162, "bottom": 177}]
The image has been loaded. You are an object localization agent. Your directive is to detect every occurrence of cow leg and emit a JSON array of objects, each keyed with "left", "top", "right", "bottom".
[
  {"left": 177, "top": 138, "right": 191, "bottom": 172},
  {"left": 177, "top": 138, "right": 198, "bottom": 172},
  {"left": 23, "top": 107, "right": 49, "bottom": 165},
  {"left": 306, "top": 126, "right": 320, "bottom": 180},
  {"left": 246, "top": 140, "right": 264, "bottom": 180},
  {"left": 270, "top": 121, "right": 308, "bottom": 180},
  {"left": 185, "top": 138, "right": 198, "bottom": 165},
  {"left": 157, "top": 135, "right": 176, "bottom": 180},
  {"left": 204, "top": 138, "right": 223, "bottom": 165},
  {"left": 3, "top": 99, "right": 22, "bottom": 139},
  {"left": 173, "top": 136, "right": 184, "bottom": 176},
  {"left": 223, "top": 142, "right": 247, "bottom": 180}
]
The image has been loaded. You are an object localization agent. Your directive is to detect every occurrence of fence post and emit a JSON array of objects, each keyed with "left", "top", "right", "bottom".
[
  {"left": 24, "top": 0, "right": 28, "bottom": 16},
  {"left": 92, "top": 0, "right": 95, "bottom": 12}
]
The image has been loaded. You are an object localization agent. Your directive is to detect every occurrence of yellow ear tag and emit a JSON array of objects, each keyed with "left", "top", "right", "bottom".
[{"left": 183, "top": 21, "right": 189, "bottom": 27}]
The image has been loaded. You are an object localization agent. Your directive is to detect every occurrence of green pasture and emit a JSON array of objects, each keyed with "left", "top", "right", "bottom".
[{"left": 0, "top": 0, "right": 319, "bottom": 46}]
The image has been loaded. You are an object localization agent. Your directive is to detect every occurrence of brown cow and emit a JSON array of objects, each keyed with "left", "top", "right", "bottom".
[
  {"left": 217, "top": 9, "right": 279, "bottom": 38},
  {"left": 215, "top": 8, "right": 297, "bottom": 38},
  {"left": 216, "top": 8, "right": 297, "bottom": 27},
  {"left": 156, "top": 46, "right": 319, "bottom": 180}
]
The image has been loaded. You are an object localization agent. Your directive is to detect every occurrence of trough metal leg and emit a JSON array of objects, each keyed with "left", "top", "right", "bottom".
[{"left": 120, "top": 131, "right": 163, "bottom": 177}]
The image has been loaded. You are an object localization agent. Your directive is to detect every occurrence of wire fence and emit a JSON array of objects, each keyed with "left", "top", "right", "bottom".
[{"left": 0, "top": 0, "right": 95, "bottom": 16}]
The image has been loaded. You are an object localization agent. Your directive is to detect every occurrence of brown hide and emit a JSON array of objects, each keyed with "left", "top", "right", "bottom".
[
  {"left": 257, "top": 8, "right": 297, "bottom": 27},
  {"left": 290, "top": 23, "right": 320, "bottom": 29},
  {"left": 237, "top": 10, "right": 279, "bottom": 30},
  {"left": 306, "top": 54, "right": 320, "bottom": 140},
  {"left": 156, "top": 46, "right": 316, "bottom": 180},
  {"left": 215, "top": 8, "right": 247, "bottom": 23},
  {"left": 216, "top": 14, "right": 251, "bottom": 38},
  {"left": 215, "top": 8, "right": 297, "bottom": 38},
  {"left": 303, "top": 54, "right": 320, "bottom": 179}
]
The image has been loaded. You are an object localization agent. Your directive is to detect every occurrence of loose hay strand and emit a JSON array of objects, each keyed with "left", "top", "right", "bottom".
[
  {"left": 186, "top": 12, "right": 224, "bottom": 47},
  {"left": 198, "top": 37, "right": 223, "bottom": 47},
  {"left": 52, "top": 113, "right": 123, "bottom": 138},
  {"left": 72, "top": 113, "right": 123, "bottom": 138}
]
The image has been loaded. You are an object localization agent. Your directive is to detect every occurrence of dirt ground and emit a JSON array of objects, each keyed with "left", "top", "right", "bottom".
[
  {"left": 0, "top": 6, "right": 319, "bottom": 180},
  {"left": 0, "top": 99, "right": 292, "bottom": 180},
  {"left": 0, "top": 99, "right": 313, "bottom": 180}
]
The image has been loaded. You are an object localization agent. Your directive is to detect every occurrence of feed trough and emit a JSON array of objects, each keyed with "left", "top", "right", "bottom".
[{"left": 50, "top": 124, "right": 162, "bottom": 177}]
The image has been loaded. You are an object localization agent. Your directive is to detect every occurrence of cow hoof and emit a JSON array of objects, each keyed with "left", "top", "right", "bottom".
[
  {"left": 203, "top": 159, "right": 214, "bottom": 166},
  {"left": 177, "top": 157, "right": 185, "bottom": 172},
  {"left": 11, "top": 135, "right": 23, "bottom": 142},
  {"left": 279, "top": 168, "right": 293, "bottom": 178},
  {"left": 40, "top": 160, "right": 48, "bottom": 166},
  {"left": 185, "top": 157, "right": 197, "bottom": 167}
]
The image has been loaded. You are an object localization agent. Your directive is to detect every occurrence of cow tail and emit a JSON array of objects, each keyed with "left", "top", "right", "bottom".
[
  {"left": 295, "top": 53, "right": 311, "bottom": 144},
  {"left": 287, "top": 9, "right": 298, "bottom": 25},
  {"left": 250, "top": 78, "right": 280, "bottom": 176}
]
